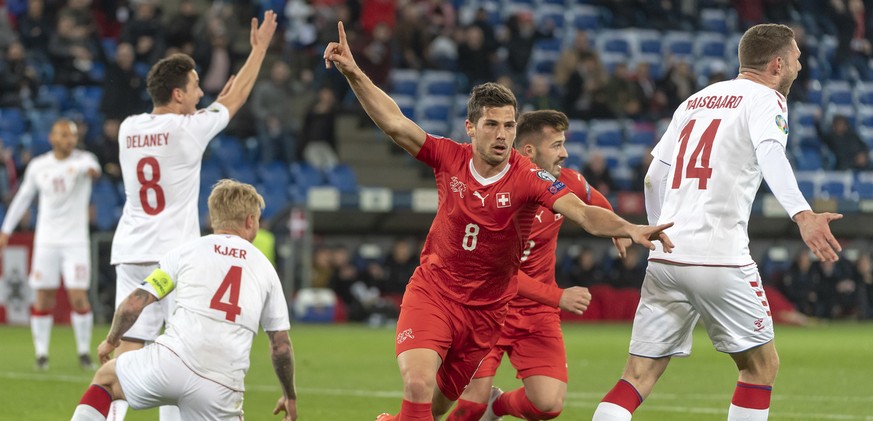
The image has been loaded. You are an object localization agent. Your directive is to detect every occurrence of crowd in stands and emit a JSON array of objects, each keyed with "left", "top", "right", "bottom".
[{"left": 308, "top": 238, "right": 873, "bottom": 323}]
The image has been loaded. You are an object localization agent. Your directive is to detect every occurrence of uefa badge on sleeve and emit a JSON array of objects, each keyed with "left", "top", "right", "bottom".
[{"left": 775, "top": 115, "right": 789, "bottom": 134}]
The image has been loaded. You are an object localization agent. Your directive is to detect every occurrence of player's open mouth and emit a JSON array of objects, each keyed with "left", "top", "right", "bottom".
[{"left": 493, "top": 145, "right": 507, "bottom": 153}]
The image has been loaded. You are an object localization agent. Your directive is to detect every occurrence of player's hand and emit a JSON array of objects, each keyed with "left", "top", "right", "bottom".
[
  {"left": 558, "top": 286, "right": 591, "bottom": 315},
  {"left": 218, "top": 74, "right": 236, "bottom": 98},
  {"left": 273, "top": 396, "right": 297, "bottom": 421},
  {"left": 629, "top": 222, "right": 674, "bottom": 253},
  {"left": 323, "top": 21, "right": 359, "bottom": 77},
  {"left": 86, "top": 168, "right": 100, "bottom": 179},
  {"left": 0, "top": 233, "right": 9, "bottom": 251},
  {"left": 612, "top": 237, "right": 632, "bottom": 259},
  {"left": 97, "top": 339, "right": 118, "bottom": 365},
  {"left": 251, "top": 10, "right": 278, "bottom": 52},
  {"left": 795, "top": 210, "right": 843, "bottom": 262}
]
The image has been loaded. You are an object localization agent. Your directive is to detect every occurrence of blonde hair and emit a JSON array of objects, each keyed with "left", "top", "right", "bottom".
[{"left": 208, "top": 179, "right": 265, "bottom": 230}]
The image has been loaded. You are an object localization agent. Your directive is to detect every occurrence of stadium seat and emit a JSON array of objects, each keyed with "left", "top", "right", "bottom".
[
  {"left": 793, "top": 146, "right": 824, "bottom": 171},
  {"left": 627, "top": 122, "right": 656, "bottom": 146},
  {"left": 571, "top": 5, "right": 601, "bottom": 31},
  {"left": 535, "top": 5, "right": 567, "bottom": 33},
  {"left": 529, "top": 49, "right": 559, "bottom": 75},
  {"left": 388, "top": 69, "right": 419, "bottom": 97},
  {"left": 325, "top": 164, "right": 359, "bottom": 193},
  {"left": 419, "top": 119, "right": 450, "bottom": 136},
  {"left": 631, "top": 53, "right": 664, "bottom": 80},
  {"left": 599, "top": 52, "right": 627, "bottom": 74},
  {"left": 588, "top": 120, "right": 624, "bottom": 148},
  {"left": 533, "top": 38, "right": 562, "bottom": 53},
  {"left": 0, "top": 108, "right": 26, "bottom": 135},
  {"left": 256, "top": 161, "right": 290, "bottom": 187},
  {"left": 28, "top": 131, "right": 52, "bottom": 155},
  {"left": 824, "top": 104, "right": 855, "bottom": 129},
  {"left": 37, "top": 85, "right": 71, "bottom": 111},
  {"left": 420, "top": 71, "right": 456, "bottom": 97},
  {"left": 818, "top": 171, "right": 853, "bottom": 199},
  {"left": 290, "top": 162, "right": 324, "bottom": 193},
  {"left": 632, "top": 29, "right": 662, "bottom": 55},
  {"left": 856, "top": 106, "right": 873, "bottom": 130},
  {"left": 394, "top": 94, "right": 415, "bottom": 120},
  {"left": 417, "top": 96, "right": 452, "bottom": 122},
  {"left": 806, "top": 80, "right": 823, "bottom": 104},
  {"left": 794, "top": 171, "right": 817, "bottom": 199},
  {"left": 854, "top": 172, "right": 873, "bottom": 199},
  {"left": 260, "top": 188, "right": 288, "bottom": 219},
  {"left": 694, "top": 32, "right": 727, "bottom": 59},
  {"left": 823, "top": 80, "right": 853, "bottom": 106},
  {"left": 596, "top": 30, "right": 633, "bottom": 56},
  {"left": 854, "top": 81, "right": 873, "bottom": 106},
  {"left": 700, "top": 8, "right": 730, "bottom": 34},
  {"left": 92, "top": 194, "right": 121, "bottom": 231},
  {"left": 72, "top": 86, "right": 103, "bottom": 112},
  {"left": 226, "top": 164, "right": 258, "bottom": 186},
  {"left": 567, "top": 119, "right": 588, "bottom": 145},
  {"left": 212, "top": 135, "right": 246, "bottom": 168},
  {"left": 454, "top": 94, "right": 469, "bottom": 118},
  {"left": 101, "top": 38, "right": 118, "bottom": 60},
  {"left": 663, "top": 31, "right": 694, "bottom": 58},
  {"left": 791, "top": 103, "right": 820, "bottom": 129}
]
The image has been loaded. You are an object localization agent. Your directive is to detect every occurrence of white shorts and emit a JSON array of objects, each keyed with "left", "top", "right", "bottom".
[
  {"left": 29, "top": 245, "right": 90, "bottom": 290},
  {"left": 630, "top": 262, "right": 774, "bottom": 357},
  {"left": 117, "top": 343, "right": 244, "bottom": 420},
  {"left": 115, "top": 263, "right": 176, "bottom": 342}
]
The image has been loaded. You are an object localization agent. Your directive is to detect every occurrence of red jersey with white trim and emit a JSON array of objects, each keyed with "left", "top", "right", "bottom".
[
  {"left": 413, "top": 135, "right": 571, "bottom": 308},
  {"left": 513, "top": 167, "right": 611, "bottom": 311},
  {"left": 111, "top": 103, "right": 230, "bottom": 264},
  {"left": 648, "top": 79, "right": 790, "bottom": 266}
]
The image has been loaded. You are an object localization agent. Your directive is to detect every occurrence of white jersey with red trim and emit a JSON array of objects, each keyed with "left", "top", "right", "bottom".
[
  {"left": 1, "top": 150, "right": 99, "bottom": 246},
  {"left": 648, "top": 79, "right": 790, "bottom": 266},
  {"left": 111, "top": 103, "right": 229, "bottom": 264}
]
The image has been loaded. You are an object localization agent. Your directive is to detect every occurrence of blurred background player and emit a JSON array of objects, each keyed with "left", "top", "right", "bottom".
[
  {"left": 71, "top": 179, "right": 297, "bottom": 421},
  {"left": 0, "top": 118, "right": 100, "bottom": 371},
  {"left": 323, "top": 21, "right": 674, "bottom": 421},
  {"left": 107, "top": 10, "right": 278, "bottom": 421},
  {"left": 592, "top": 24, "right": 844, "bottom": 421},
  {"left": 448, "top": 109, "right": 630, "bottom": 421}
]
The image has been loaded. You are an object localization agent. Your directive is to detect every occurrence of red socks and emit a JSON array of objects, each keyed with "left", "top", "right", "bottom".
[
  {"left": 80, "top": 385, "right": 112, "bottom": 417},
  {"left": 601, "top": 379, "right": 643, "bottom": 414},
  {"left": 398, "top": 399, "right": 432, "bottom": 421},
  {"left": 731, "top": 381, "right": 772, "bottom": 410},
  {"left": 493, "top": 388, "right": 561, "bottom": 420},
  {"left": 445, "top": 399, "right": 487, "bottom": 421}
]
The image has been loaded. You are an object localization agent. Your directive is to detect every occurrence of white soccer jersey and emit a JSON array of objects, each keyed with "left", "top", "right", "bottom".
[
  {"left": 648, "top": 79, "right": 794, "bottom": 266},
  {"left": 1, "top": 150, "right": 99, "bottom": 246},
  {"left": 111, "top": 103, "right": 230, "bottom": 264},
  {"left": 144, "top": 234, "right": 290, "bottom": 391}
]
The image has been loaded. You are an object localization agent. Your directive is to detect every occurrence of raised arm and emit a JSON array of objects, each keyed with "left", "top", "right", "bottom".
[
  {"left": 268, "top": 330, "right": 298, "bottom": 421},
  {"left": 323, "top": 21, "right": 426, "bottom": 156},
  {"left": 97, "top": 289, "right": 157, "bottom": 363},
  {"left": 216, "top": 11, "right": 278, "bottom": 118},
  {"left": 552, "top": 193, "right": 675, "bottom": 252}
]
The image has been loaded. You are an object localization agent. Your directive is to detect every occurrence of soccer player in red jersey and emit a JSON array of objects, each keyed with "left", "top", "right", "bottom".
[
  {"left": 323, "top": 22, "right": 674, "bottom": 421},
  {"left": 446, "top": 110, "right": 629, "bottom": 421}
]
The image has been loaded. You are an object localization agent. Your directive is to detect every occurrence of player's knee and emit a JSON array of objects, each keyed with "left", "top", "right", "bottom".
[
  {"left": 91, "top": 364, "right": 123, "bottom": 400},
  {"left": 401, "top": 375, "right": 434, "bottom": 400},
  {"left": 531, "top": 394, "right": 564, "bottom": 416}
]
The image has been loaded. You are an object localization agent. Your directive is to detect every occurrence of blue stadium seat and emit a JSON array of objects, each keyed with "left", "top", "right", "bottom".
[
  {"left": 256, "top": 161, "right": 290, "bottom": 187},
  {"left": 325, "top": 164, "right": 358, "bottom": 193},
  {"left": 823, "top": 80, "right": 853, "bottom": 105},
  {"left": 794, "top": 172, "right": 817, "bottom": 199},
  {"left": 663, "top": 31, "right": 694, "bottom": 58},
  {"left": 632, "top": 29, "right": 662, "bottom": 55},
  {"left": 534, "top": 38, "right": 562, "bottom": 53},
  {"left": 38, "top": 85, "right": 71, "bottom": 110},
  {"left": 694, "top": 32, "right": 727, "bottom": 59},
  {"left": 854, "top": 82, "right": 873, "bottom": 106},
  {"left": 226, "top": 164, "right": 258, "bottom": 186},
  {"left": 0, "top": 108, "right": 26, "bottom": 135},
  {"left": 536, "top": 5, "right": 566, "bottom": 31},
  {"left": 0, "top": 131, "right": 20, "bottom": 149},
  {"left": 29, "top": 131, "right": 52, "bottom": 155},
  {"left": 818, "top": 172, "right": 853, "bottom": 199},
  {"left": 791, "top": 103, "right": 820, "bottom": 129},
  {"left": 806, "top": 80, "right": 823, "bottom": 104},
  {"left": 394, "top": 94, "right": 415, "bottom": 120},
  {"left": 571, "top": 5, "right": 601, "bottom": 31},
  {"left": 101, "top": 38, "right": 118, "bottom": 60},
  {"left": 793, "top": 147, "right": 824, "bottom": 171},
  {"left": 600, "top": 52, "right": 626, "bottom": 74},
  {"left": 627, "top": 123, "right": 656, "bottom": 146},
  {"left": 290, "top": 162, "right": 324, "bottom": 193},
  {"left": 72, "top": 86, "right": 103, "bottom": 112},
  {"left": 700, "top": 8, "right": 730, "bottom": 34},
  {"left": 212, "top": 135, "right": 246, "bottom": 168},
  {"left": 419, "top": 119, "right": 450, "bottom": 136},
  {"left": 566, "top": 119, "right": 588, "bottom": 145},
  {"left": 92, "top": 194, "right": 121, "bottom": 231},
  {"left": 854, "top": 173, "right": 873, "bottom": 199},
  {"left": 389, "top": 69, "right": 419, "bottom": 96},
  {"left": 417, "top": 96, "right": 452, "bottom": 122},
  {"left": 529, "top": 49, "right": 559, "bottom": 75},
  {"left": 92, "top": 178, "right": 120, "bottom": 206},
  {"left": 200, "top": 159, "right": 224, "bottom": 189},
  {"left": 259, "top": 188, "right": 288, "bottom": 219},
  {"left": 420, "top": 71, "right": 456, "bottom": 97},
  {"left": 632, "top": 53, "right": 664, "bottom": 79},
  {"left": 856, "top": 105, "right": 873, "bottom": 129},
  {"left": 588, "top": 120, "right": 623, "bottom": 148},
  {"left": 454, "top": 94, "right": 469, "bottom": 118},
  {"left": 597, "top": 30, "right": 632, "bottom": 56}
]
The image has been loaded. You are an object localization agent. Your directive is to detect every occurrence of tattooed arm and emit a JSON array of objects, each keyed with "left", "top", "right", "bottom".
[
  {"left": 268, "top": 330, "right": 298, "bottom": 420},
  {"left": 97, "top": 289, "right": 157, "bottom": 364}
]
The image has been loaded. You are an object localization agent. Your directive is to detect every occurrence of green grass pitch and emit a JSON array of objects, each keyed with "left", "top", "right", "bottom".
[{"left": 1, "top": 322, "right": 871, "bottom": 420}]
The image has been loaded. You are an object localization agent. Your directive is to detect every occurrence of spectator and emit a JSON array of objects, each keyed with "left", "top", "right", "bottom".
[
  {"left": 120, "top": 0, "right": 166, "bottom": 65},
  {"left": 300, "top": 87, "right": 339, "bottom": 171},
  {"left": 48, "top": 14, "right": 99, "bottom": 86},
  {"left": 379, "top": 238, "right": 417, "bottom": 295},
  {"left": 554, "top": 30, "right": 592, "bottom": 87},
  {"left": 829, "top": 0, "right": 873, "bottom": 80},
  {"left": 99, "top": 42, "right": 148, "bottom": 120},
  {"left": 251, "top": 60, "right": 298, "bottom": 163},
  {"left": 856, "top": 253, "right": 873, "bottom": 318},
  {"left": 779, "top": 250, "right": 819, "bottom": 316},
  {"left": 0, "top": 41, "right": 41, "bottom": 108},
  {"left": 354, "top": 22, "right": 394, "bottom": 90},
  {"left": 504, "top": 10, "right": 553, "bottom": 86},
  {"left": 631, "top": 147, "right": 654, "bottom": 192},
  {"left": 657, "top": 60, "right": 697, "bottom": 115},
  {"left": 819, "top": 114, "right": 870, "bottom": 171},
  {"left": 18, "top": 0, "right": 52, "bottom": 53},
  {"left": 608, "top": 247, "right": 646, "bottom": 289},
  {"left": 582, "top": 151, "right": 617, "bottom": 195},
  {"left": 394, "top": 5, "right": 429, "bottom": 69},
  {"left": 603, "top": 62, "right": 646, "bottom": 119},
  {"left": 562, "top": 51, "right": 611, "bottom": 120},
  {"left": 197, "top": 17, "right": 233, "bottom": 98},
  {"left": 310, "top": 246, "right": 335, "bottom": 289},
  {"left": 519, "top": 74, "right": 559, "bottom": 113},
  {"left": 0, "top": 137, "right": 18, "bottom": 204},
  {"left": 457, "top": 25, "right": 495, "bottom": 91},
  {"left": 90, "top": 119, "right": 121, "bottom": 182},
  {"left": 559, "top": 246, "right": 608, "bottom": 288},
  {"left": 165, "top": 0, "right": 201, "bottom": 54},
  {"left": 632, "top": 61, "right": 657, "bottom": 118}
]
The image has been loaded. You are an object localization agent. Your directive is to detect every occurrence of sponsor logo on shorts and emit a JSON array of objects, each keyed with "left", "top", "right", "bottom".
[
  {"left": 753, "top": 318, "right": 765, "bottom": 332},
  {"left": 396, "top": 328, "right": 415, "bottom": 344}
]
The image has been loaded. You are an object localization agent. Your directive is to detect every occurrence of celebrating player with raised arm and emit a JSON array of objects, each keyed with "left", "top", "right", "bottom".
[
  {"left": 323, "top": 21, "right": 673, "bottom": 421},
  {"left": 593, "top": 24, "right": 843, "bottom": 421},
  {"left": 106, "top": 10, "right": 277, "bottom": 421},
  {"left": 71, "top": 180, "right": 296, "bottom": 421}
]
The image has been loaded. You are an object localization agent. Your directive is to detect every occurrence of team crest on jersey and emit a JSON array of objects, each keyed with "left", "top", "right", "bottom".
[
  {"left": 496, "top": 192, "right": 511, "bottom": 208},
  {"left": 536, "top": 169, "right": 557, "bottom": 182},
  {"left": 450, "top": 176, "right": 466, "bottom": 198},
  {"left": 775, "top": 115, "right": 788, "bottom": 134},
  {"left": 396, "top": 328, "right": 415, "bottom": 344}
]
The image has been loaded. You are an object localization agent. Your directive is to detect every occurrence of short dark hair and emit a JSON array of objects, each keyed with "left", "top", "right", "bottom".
[
  {"left": 515, "top": 110, "right": 569, "bottom": 147},
  {"left": 738, "top": 24, "right": 795, "bottom": 71},
  {"left": 146, "top": 54, "right": 196, "bottom": 106},
  {"left": 467, "top": 82, "right": 517, "bottom": 124}
]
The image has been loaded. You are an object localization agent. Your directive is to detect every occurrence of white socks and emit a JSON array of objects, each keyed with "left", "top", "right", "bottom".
[
  {"left": 31, "top": 313, "right": 53, "bottom": 358},
  {"left": 159, "top": 406, "right": 181, "bottom": 421},
  {"left": 592, "top": 402, "right": 633, "bottom": 421},
  {"left": 105, "top": 401, "right": 128, "bottom": 421},
  {"left": 728, "top": 403, "right": 770, "bottom": 420},
  {"left": 71, "top": 405, "right": 106, "bottom": 421},
  {"left": 71, "top": 311, "right": 93, "bottom": 355}
]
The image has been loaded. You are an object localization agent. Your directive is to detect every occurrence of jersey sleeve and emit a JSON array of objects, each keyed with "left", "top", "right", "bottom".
[
  {"left": 563, "top": 169, "right": 612, "bottom": 210},
  {"left": 137, "top": 268, "right": 176, "bottom": 299},
  {"left": 415, "top": 134, "right": 464, "bottom": 170},
  {"left": 1, "top": 164, "right": 38, "bottom": 234},
  {"left": 81, "top": 152, "right": 101, "bottom": 175},
  {"left": 182, "top": 102, "right": 230, "bottom": 151},
  {"left": 260, "top": 268, "right": 291, "bottom": 332},
  {"left": 748, "top": 90, "right": 790, "bottom": 150},
  {"left": 521, "top": 162, "right": 572, "bottom": 209}
]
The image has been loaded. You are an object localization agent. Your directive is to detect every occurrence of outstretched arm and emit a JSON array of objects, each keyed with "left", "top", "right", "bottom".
[
  {"left": 98, "top": 289, "right": 157, "bottom": 364},
  {"left": 516, "top": 271, "right": 591, "bottom": 315},
  {"left": 268, "top": 330, "right": 298, "bottom": 421},
  {"left": 323, "top": 21, "right": 426, "bottom": 156},
  {"left": 552, "top": 193, "right": 674, "bottom": 252},
  {"left": 216, "top": 11, "right": 278, "bottom": 118}
]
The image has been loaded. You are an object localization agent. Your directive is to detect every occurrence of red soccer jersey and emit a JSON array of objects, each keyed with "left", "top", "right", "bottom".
[
  {"left": 513, "top": 167, "right": 612, "bottom": 312},
  {"left": 412, "top": 135, "right": 571, "bottom": 307}
]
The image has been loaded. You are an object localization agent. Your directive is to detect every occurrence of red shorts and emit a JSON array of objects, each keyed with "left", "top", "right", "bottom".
[
  {"left": 473, "top": 306, "right": 567, "bottom": 382},
  {"left": 395, "top": 282, "right": 507, "bottom": 401}
]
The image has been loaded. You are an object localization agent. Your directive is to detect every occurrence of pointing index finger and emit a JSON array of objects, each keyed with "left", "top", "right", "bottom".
[{"left": 338, "top": 21, "right": 347, "bottom": 46}]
